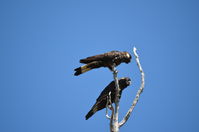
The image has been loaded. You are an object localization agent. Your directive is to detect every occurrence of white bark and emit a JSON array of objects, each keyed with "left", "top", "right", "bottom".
[{"left": 119, "top": 47, "right": 145, "bottom": 127}]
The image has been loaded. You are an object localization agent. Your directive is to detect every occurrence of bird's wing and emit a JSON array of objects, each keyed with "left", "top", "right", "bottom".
[
  {"left": 96, "top": 81, "right": 115, "bottom": 102},
  {"left": 80, "top": 51, "right": 120, "bottom": 64}
]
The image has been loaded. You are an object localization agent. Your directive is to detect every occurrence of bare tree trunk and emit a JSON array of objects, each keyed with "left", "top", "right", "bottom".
[{"left": 111, "top": 67, "right": 120, "bottom": 132}]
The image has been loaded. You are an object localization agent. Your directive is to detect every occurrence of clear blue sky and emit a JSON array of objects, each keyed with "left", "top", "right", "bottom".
[{"left": 0, "top": 0, "right": 199, "bottom": 132}]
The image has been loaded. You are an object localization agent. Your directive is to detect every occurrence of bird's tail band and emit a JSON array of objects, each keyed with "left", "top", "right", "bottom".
[{"left": 74, "top": 65, "right": 91, "bottom": 76}]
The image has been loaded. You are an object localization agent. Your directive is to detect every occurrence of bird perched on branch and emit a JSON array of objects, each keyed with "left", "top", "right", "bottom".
[
  {"left": 74, "top": 51, "right": 131, "bottom": 76},
  {"left": 85, "top": 77, "right": 131, "bottom": 120}
]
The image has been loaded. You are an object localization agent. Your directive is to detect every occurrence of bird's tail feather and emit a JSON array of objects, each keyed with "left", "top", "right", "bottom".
[
  {"left": 74, "top": 61, "right": 102, "bottom": 76},
  {"left": 85, "top": 104, "right": 98, "bottom": 120},
  {"left": 74, "top": 64, "right": 91, "bottom": 76}
]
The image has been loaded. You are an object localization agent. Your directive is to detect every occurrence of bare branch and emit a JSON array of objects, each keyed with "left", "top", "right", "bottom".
[
  {"left": 119, "top": 47, "right": 145, "bottom": 127},
  {"left": 106, "top": 92, "right": 114, "bottom": 120},
  {"left": 106, "top": 96, "right": 111, "bottom": 119}
]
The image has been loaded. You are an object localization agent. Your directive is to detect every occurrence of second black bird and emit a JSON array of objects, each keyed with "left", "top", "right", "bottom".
[{"left": 85, "top": 77, "right": 131, "bottom": 120}]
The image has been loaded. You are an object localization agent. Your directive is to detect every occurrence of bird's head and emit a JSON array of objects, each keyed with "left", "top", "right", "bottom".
[
  {"left": 119, "top": 77, "right": 131, "bottom": 90},
  {"left": 123, "top": 52, "right": 132, "bottom": 64}
]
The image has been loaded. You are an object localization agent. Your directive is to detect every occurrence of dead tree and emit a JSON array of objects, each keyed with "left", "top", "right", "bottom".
[{"left": 106, "top": 47, "right": 145, "bottom": 132}]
